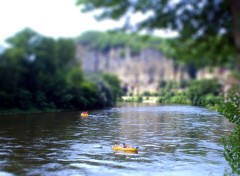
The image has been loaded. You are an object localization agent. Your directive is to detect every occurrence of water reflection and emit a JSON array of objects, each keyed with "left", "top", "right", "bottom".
[{"left": 0, "top": 104, "right": 233, "bottom": 175}]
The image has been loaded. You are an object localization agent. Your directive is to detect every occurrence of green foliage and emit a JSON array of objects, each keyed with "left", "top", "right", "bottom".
[
  {"left": 35, "top": 91, "right": 49, "bottom": 109},
  {"left": 137, "top": 96, "right": 143, "bottom": 103},
  {"left": 169, "top": 93, "right": 190, "bottom": 104},
  {"left": 158, "top": 80, "right": 190, "bottom": 104},
  {"left": 202, "top": 94, "right": 223, "bottom": 109},
  {"left": 76, "top": 31, "right": 162, "bottom": 55},
  {"left": 15, "top": 89, "right": 33, "bottom": 110},
  {"left": 0, "top": 28, "right": 120, "bottom": 112},
  {"left": 159, "top": 36, "right": 235, "bottom": 69},
  {"left": 158, "top": 91, "right": 190, "bottom": 105},
  {"left": 76, "top": 0, "right": 238, "bottom": 69},
  {"left": 219, "top": 86, "right": 240, "bottom": 125},
  {"left": 101, "top": 73, "right": 122, "bottom": 102},
  {"left": 56, "top": 38, "right": 77, "bottom": 69},
  {"left": 122, "top": 95, "right": 143, "bottom": 103},
  {"left": 6, "top": 28, "right": 38, "bottom": 50},
  {"left": 65, "top": 66, "right": 84, "bottom": 87},
  {"left": 85, "top": 72, "right": 122, "bottom": 106},
  {"left": 216, "top": 84, "right": 240, "bottom": 174},
  {"left": 222, "top": 125, "right": 240, "bottom": 175},
  {"left": 157, "top": 79, "right": 221, "bottom": 107},
  {"left": 186, "top": 79, "right": 221, "bottom": 106},
  {"left": 0, "top": 91, "right": 15, "bottom": 108}
]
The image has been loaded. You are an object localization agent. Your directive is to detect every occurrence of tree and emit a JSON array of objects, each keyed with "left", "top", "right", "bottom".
[
  {"left": 76, "top": 30, "right": 162, "bottom": 55},
  {"left": 0, "top": 28, "right": 122, "bottom": 111},
  {"left": 102, "top": 73, "right": 123, "bottom": 102},
  {"left": 76, "top": 0, "right": 240, "bottom": 68}
]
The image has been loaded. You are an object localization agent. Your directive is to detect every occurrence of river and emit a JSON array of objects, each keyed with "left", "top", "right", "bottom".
[{"left": 0, "top": 104, "right": 233, "bottom": 176}]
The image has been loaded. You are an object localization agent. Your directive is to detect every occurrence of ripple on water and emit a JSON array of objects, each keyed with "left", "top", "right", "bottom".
[
  {"left": 0, "top": 104, "right": 233, "bottom": 176},
  {"left": 0, "top": 172, "right": 14, "bottom": 176}
]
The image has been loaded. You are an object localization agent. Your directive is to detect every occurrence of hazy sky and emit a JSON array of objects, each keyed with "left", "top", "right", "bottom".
[
  {"left": 0, "top": 0, "right": 177, "bottom": 45},
  {"left": 0, "top": 0, "right": 123, "bottom": 44}
]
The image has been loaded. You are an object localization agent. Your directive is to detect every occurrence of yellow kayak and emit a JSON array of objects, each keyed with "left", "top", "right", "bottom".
[
  {"left": 112, "top": 146, "right": 138, "bottom": 153},
  {"left": 80, "top": 112, "right": 88, "bottom": 117}
]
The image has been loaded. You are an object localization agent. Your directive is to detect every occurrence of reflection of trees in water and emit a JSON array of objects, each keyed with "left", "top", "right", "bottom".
[
  {"left": 0, "top": 112, "right": 82, "bottom": 174},
  {"left": 0, "top": 112, "right": 78, "bottom": 138}
]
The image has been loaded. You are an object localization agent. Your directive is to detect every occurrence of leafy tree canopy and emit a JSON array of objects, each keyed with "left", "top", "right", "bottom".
[
  {"left": 0, "top": 28, "right": 121, "bottom": 111},
  {"left": 76, "top": 30, "right": 163, "bottom": 55},
  {"left": 76, "top": 0, "right": 239, "bottom": 68}
]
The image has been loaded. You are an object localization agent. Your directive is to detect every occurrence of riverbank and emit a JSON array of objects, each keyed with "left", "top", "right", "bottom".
[{"left": 121, "top": 96, "right": 158, "bottom": 103}]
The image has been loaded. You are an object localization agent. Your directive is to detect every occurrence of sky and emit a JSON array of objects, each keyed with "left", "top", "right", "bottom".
[{"left": 0, "top": 0, "right": 177, "bottom": 45}]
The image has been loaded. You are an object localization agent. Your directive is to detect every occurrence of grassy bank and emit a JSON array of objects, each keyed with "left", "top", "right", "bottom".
[{"left": 122, "top": 96, "right": 158, "bottom": 103}]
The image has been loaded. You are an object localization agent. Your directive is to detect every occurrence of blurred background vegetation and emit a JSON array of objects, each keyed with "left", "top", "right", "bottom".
[
  {"left": 0, "top": 0, "right": 239, "bottom": 173},
  {"left": 0, "top": 28, "right": 122, "bottom": 112},
  {"left": 76, "top": 30, "right": 163, "bottom": 56}
]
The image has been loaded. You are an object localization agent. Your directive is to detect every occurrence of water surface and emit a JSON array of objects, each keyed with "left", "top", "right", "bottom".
[{"left": 0, "top": 104, "right": 233, "bottom": 176}]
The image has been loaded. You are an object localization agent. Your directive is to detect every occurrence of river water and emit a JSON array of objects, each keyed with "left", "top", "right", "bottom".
[{"left": 0, "top": 104, "right": 233, "bottom": 176}]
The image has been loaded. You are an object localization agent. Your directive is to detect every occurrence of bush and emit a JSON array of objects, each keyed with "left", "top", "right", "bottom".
[
  {"left": 170, "top": 94, "right": 189, "bottom": 104},
  {"left": 0, "top": 91, "right": 15, "bottom": 109},
  {"left": 137, "top": 96, "right": 143, "bottom": 102},
  {"left": 202, "top": 94, "right": 222, "bottom": 109},
  {"left": 218, "top": 85, "right": 240, "bottom": 175},
  {"left": 15, "top": 89, "right": 32, "bottom": 109},
  {"left": 157, "top": 79, "right": 221, "bottom": 106},
  {"left": 187, "top": 79, "right": 221, "bottom": 106}
]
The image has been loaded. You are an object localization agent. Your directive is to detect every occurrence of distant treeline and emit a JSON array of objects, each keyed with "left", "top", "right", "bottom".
[
  {"left": 123, "top": 79, "right": 223, "bottom": 109},
  {"left": 157, "top": 79, "right": 222, "bottom": 108},
  {"left": 76, "top": 30, "right": 166, "bottom": 56},
  {"left": 0, "top": 28, "right": 122, "bottom": 113}
]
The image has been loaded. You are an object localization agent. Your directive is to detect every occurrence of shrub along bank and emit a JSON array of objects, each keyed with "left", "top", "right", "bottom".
[{"left": 157, "top": 79, "right": 222, "bottom": 109}]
